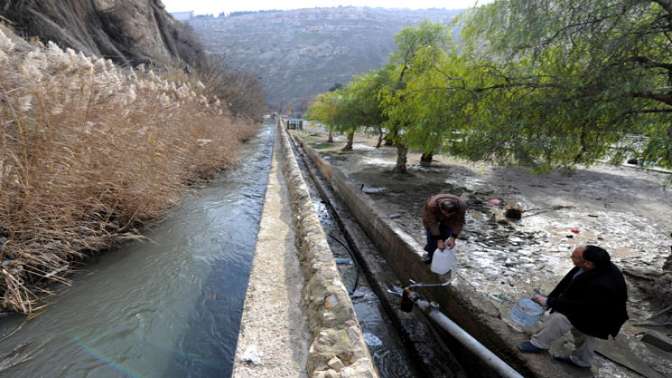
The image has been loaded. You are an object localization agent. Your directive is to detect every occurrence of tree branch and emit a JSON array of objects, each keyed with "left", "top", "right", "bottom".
[
  {"left": 473, "top": 82, "right": 564, "bottom": 92},
  {"left": 631, "top": 91, "right": 672, "bottom": 105},
  {"left": 633, "top": 108, "right": 672, "bottom": 113},
  {"left": 629, "top": 56, "right": 672, "bottom": 71}
]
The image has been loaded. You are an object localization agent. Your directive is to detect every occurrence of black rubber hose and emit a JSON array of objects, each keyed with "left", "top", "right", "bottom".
[{"left": 328, "top": 233, "right": 360, "bottom": 296}]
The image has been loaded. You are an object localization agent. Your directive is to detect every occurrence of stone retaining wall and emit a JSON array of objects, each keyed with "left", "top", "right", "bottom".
[
  {"left": 293, "top": 134, "right": 577, "bottom": 378},
  {"left": 277, "top": 121, "right": 378, "bottom": 378}
]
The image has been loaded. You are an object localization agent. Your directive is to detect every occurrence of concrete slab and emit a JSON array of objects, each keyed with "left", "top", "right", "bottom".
[
  {"left": 641, "top": 331, "right": 672, "bottom": 353},
  {"left": 595, "top": 336, "right": 666, "bottom": 378}
]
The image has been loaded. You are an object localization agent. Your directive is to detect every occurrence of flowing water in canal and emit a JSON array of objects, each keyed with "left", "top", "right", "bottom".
[{"left": 0, "top": 124, "right": 275, "bottom": 378}]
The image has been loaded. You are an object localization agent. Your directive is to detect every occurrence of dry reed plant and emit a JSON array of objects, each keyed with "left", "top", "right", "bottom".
[{"left": 0, "top": 30, "right": 258, "bottom": 313}]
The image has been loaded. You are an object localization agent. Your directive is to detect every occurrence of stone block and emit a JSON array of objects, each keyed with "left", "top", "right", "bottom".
[
  {"left": 341, "top": 358, "right": 376, "bottom": 378},
  {"left": 327, "top": 356, "right": 345, "bottom": 371}
]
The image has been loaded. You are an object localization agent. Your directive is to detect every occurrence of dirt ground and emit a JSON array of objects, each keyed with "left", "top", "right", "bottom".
[{"left": 296, "top": 125, "right": 672, "bottom": 377}]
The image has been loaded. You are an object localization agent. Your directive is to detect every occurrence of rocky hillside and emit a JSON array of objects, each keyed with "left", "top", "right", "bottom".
[
  {"left": 187, "top": 7, "right": 462, "bottom": 113},
  {"left": 0, "top": 0, "right": 203, "bottom": 68}
]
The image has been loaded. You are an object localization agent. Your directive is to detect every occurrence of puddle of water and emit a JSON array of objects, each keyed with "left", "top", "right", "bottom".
[
  {"left": 362, "top": 157, "right": 395, "bottom": 167},
  {"left": 353, "top": 143, "right": 375, "bottom": 151},
  {"left": 0, "top": 124, "right": 276, "bottom": 377}
]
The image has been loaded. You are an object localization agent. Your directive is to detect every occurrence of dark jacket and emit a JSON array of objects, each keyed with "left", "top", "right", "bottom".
[
  {"left": 547, "top": 263, "right": 628, "bottom": 339},
  {"left": 421, "top": 194, "right": 466, "bottom": 238}
]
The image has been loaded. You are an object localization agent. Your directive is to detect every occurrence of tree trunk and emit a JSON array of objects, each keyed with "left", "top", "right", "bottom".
[
  {"left": 342, "top": 129, "right": 354, "bottom": 151},
  {"left": 375, "top": 127, "right": 384, "bottom": 148},
  {"left": 327, "top": 129, "right": 334, "bottom": 143},
  {"left": 394, "top": 143, "right": 408, "bottom": 173},
  {"left": 384, "top": 129, "right": 397, "bottom": 146},
  {"left": 420, "top": 152, "right": 433, "bottom": 166}
]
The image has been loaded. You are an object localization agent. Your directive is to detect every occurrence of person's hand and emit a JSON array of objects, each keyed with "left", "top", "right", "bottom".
[
  {"left": 531, "top": 294, "right": 547, "bottom": 306},
  {"left": 437, "top": 239, "right": 445, "bottom": 250},
  {"left": 445, "top": 237, "right": 456, "bottom": 249}
]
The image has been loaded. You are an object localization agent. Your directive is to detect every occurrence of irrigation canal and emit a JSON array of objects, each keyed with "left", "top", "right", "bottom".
[
  {"left": 296, "top": 144, "right": 424, "bottom": 378},
  {"left": 0, "top": 121, "right": 423, "bottom": 378},
  {"left": 0, "top": 125, "right": 275, "bottom": 377}
]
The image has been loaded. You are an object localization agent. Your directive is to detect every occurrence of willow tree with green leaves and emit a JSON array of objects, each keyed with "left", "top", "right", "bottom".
[
  {"left": 388, "top": 39, "right": 480, "bottom": 167},
  {"left": 344, "top": 69, "right": 390, "bottom": 149},
  {"left": 305, "top": 87, "right": 359, "bottom": 150},
  {"left": 332, "top": 88, "right": 359, "bottom": 151},
  {"left": 458, "top": 0, "right": 672, "bottom": 169},
  {"left": 305, "top": 91, "right": 341, "bottom": 143},
  {"left": 381, "top": 21, "right": 452, "bottom": 172},
  {"left": 307, "top": 71, "right": 389, "bottom": 151}
]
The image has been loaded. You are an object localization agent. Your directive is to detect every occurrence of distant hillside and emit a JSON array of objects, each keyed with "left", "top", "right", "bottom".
[{"left": 187, "top": 7, "right": 463, "bottom": 113}]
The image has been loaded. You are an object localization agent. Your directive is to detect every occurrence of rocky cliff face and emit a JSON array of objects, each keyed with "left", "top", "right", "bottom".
[{"left": 0, "top": 0, "right": 203, "bottom": 67}]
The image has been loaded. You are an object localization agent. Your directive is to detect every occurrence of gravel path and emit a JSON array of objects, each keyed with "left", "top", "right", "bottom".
[{"left": 232, "top": 140, "right": 309, "bottom": 377}]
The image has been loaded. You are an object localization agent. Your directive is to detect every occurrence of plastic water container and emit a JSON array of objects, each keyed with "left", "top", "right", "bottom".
[
  {"left": 510, "top": 298, "right": 544, "bottom": 329},
  {"left": 430, "top": 248, "right": 457, "bottom": 275}
]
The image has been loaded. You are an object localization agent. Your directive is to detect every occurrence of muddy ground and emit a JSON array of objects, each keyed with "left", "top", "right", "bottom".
[{"left": 296, "top": 125, "right": 672, "bottom": 377}]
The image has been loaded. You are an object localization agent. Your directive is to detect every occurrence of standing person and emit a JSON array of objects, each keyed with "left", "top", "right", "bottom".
[
  {"left": 517, "top": 245, "right": 629, "bottom": 369},
  {"left": 421, "top": 193, "right": 466, "bottom": 263}
]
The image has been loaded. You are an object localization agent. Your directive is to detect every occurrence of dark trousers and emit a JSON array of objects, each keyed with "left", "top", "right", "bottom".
[{"left": 424, "top": 223, "right": 453, "bottom": 260}]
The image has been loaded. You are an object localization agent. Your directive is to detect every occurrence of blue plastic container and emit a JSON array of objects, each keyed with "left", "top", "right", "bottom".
[{"left": 510, "top": 298, "right": 544, "bottom": 328}]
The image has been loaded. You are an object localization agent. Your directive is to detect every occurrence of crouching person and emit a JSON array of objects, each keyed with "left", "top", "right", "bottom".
[
  {"left": 421, "top": 193, "right": 466, "bottom": 263},
  {"left": 518, "top": 245, "right": 628, "bottom": 369}
]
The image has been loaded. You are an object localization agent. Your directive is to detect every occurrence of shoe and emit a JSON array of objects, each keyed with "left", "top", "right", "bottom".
[
  {"left": 553, "top": 355, "right": 591, "bottom": 369},
  {"left": 517, "top": 341, "right": 545, "bottom": 353}
]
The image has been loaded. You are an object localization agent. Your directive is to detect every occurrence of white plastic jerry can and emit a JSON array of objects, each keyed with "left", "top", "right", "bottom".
[{"left": 430, "top": 247, "right": 457, "bottom": 275}]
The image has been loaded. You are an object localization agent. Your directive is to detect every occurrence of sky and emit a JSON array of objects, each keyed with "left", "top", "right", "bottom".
[{"left": 162, "top": 0, "right": 489, "bottom": 15}]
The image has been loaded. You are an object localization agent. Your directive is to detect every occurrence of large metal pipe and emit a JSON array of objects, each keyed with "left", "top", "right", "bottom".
[{"left": 414, "top": 298, "right": 524, "bottom": 378}]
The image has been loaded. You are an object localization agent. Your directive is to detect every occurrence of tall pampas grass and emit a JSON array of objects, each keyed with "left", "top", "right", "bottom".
[{"left": 0, "top": 30, "right": 258, "bottom": 313}]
